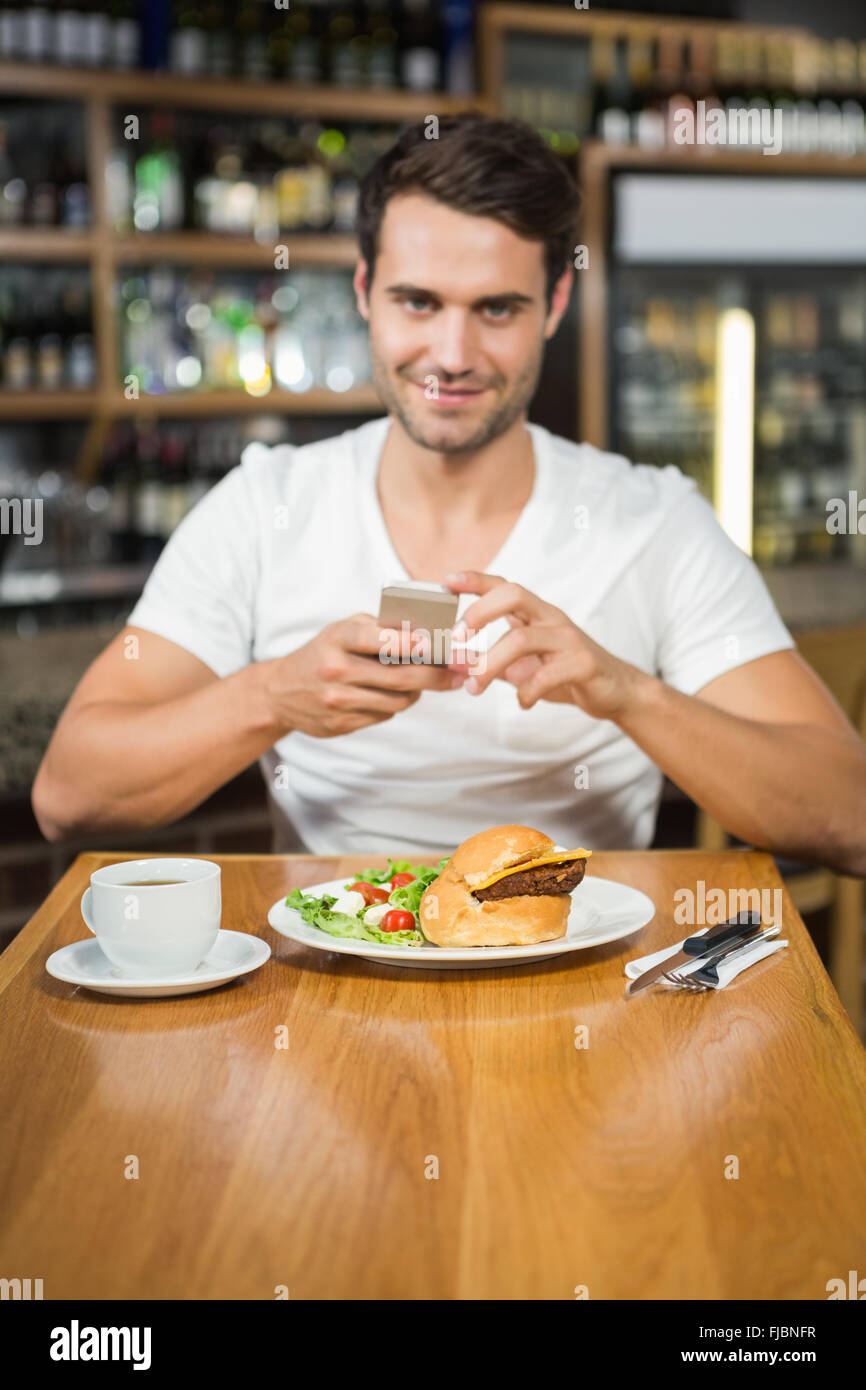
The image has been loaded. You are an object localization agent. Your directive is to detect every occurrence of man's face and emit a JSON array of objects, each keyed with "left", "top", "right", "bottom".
[{"left": 354, "top": 193, "right": 571, "bottom": 454}]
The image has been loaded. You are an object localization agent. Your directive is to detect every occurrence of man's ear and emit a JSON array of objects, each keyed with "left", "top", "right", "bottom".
[
  {"left": 353, "top": 259, "right": 371, "bottom": 321},
  {"left": 543, "top": 265, "right": 574, "bottom": 340}
]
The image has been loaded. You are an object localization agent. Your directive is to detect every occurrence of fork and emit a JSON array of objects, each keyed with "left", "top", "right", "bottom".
[{"left": 663, "top": 925, "right": 782, "bottom": 991}]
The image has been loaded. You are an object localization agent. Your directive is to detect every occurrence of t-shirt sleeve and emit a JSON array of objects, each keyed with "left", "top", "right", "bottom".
[
  {"left": 648, "top": 487, "right": 795, "bottom": 696},
  {"left": 125, "top": 464, "right": 257, "bottom": 679}
]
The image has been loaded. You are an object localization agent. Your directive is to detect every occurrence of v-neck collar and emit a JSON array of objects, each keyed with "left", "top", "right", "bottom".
[{"left": 359, "top": 416, "right": 550, "bottom": 583}]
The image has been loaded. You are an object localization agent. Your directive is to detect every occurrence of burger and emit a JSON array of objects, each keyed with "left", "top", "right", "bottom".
[{"left": 419, "top": 824, "right": 591, "bottom": 948}]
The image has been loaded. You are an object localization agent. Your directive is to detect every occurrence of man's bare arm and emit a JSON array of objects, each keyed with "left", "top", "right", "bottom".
[
  {"left": 445, "top": 572, "right": 866, "bottom": 878},
  {"left": 32, "top": 628, "right": 284, "bottom": 840},
  {"left": 616, "top": 649, "right": 866, "bottom": 876},
  {"left": 32, "top": 620, "right": 459, "bottom": 842}
]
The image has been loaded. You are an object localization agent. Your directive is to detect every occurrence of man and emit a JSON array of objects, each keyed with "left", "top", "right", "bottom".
[{"left": 33, "top": 115, "right": 866, "bottom": 873}]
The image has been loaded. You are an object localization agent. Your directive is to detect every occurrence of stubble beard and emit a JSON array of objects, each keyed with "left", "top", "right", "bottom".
[{"left": 369, "top": 339, "right": 544, "bottom": 456}]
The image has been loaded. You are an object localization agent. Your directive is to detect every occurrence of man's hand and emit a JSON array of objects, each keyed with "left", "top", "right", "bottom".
[
  {"left": 444, "top": 571, "right": 653, "bottom": 721},
  {"left": 262, "top": 612, "right": 461, "bottom": 738}
]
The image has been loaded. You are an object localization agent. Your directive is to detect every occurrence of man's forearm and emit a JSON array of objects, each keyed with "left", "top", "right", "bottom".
[
  {"left": 617, "top": 674, "right": 866, "bottom": 876},
  {"left": 33, "top": 662, "right": 285, "bottom": 840}
]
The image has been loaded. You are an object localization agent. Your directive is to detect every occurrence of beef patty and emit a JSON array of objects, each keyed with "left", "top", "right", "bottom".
[{"left": 471, "top": 858, "right": 587, "bottom": 902}]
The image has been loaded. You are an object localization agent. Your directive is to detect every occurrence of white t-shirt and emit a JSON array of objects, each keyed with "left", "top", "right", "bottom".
[{"left": 127, "top": 415, "right": 795, "bottom": 856}]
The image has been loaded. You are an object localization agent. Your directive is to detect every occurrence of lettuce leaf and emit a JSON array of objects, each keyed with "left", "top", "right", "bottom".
[
  {"left": 285, "top": 856, "right": 451, "bottom": 948},
  {"left": 285, "top": 887, "right": 425, "bottom": 947},
  {"left": 352, "top": 858, "right": 414, "bottom": 886},
  {"left": 385, "top": 858, "right": 450, "bottom": 915}
]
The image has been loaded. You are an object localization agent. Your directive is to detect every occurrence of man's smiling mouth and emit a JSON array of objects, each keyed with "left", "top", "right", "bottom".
[{"left": 409, "top": 378, "right": 490, "bottom": 405}]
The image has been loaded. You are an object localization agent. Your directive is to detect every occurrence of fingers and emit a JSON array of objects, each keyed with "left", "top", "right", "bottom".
[
  {"left": 320, "top": 681, "right": 421, "bottom": 716},
  {"left": 337, "top": 614, "right": 456, "bottom": 677},
  {"left": 445, "top": 575, "right": 557, "bottom": 641},
  {"left": 343, "top": 650, "right": 460, "bottom": 693},
  {"left": 460, "top": 626, "right": 567, "bottom": 696},
  {"left": 516, "top": 655, "right": 588, "bottom": 709},
  {"left": 443, "top": 570, "right": 507, "bottom": 596},
  {"left": 336, "top": 613, "right": 395, "bottom": 657}
]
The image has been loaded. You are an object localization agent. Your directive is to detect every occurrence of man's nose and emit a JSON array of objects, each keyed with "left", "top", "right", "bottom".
[{"left": 427, "top": 307, "right": 478, "bottom": 376}]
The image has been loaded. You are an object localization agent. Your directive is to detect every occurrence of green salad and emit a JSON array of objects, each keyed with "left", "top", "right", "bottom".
[{"left": 285, "top": 857, "right": 450, "bottom": 947}]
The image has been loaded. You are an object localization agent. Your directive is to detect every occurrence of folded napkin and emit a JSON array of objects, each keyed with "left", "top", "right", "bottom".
[{"left": 625, "top": 926, "right": 788, "bottom": 990}]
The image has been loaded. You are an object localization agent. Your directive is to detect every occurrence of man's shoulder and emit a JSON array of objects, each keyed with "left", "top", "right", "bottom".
[
  {"left": 237, "top": 416, "right": 386, "bottom": 486},
  {"left": 538, "top": 425, "right": 699, "bottom": 514}
]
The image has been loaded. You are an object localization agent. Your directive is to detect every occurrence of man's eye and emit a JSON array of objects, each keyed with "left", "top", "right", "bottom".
[
  {"left": 483, "top": 304, "right": 514, "bottom": 321},
  {"left": 402, "top": 296, "right": 433, "bottom": 313}
]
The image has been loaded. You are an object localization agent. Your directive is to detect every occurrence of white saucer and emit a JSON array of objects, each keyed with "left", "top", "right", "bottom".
[{"left": 45, "top": 929, "right": 272, "bottom": 997}]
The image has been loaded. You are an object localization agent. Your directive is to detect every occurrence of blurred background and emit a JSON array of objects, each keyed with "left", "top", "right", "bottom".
[{"left": 1, "top": 1, "right": 865, "bottom": 1029}]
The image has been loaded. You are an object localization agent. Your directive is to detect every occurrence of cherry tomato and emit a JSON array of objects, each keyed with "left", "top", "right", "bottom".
[
  {"left": 381, "top": 909, "right": 415, "bottom": 933},
  {"left": 390, "top": 872, "right": 416, "bottom": 890},
  {"left": 349, "top": 881, "right": 390, "bottom": 906}
]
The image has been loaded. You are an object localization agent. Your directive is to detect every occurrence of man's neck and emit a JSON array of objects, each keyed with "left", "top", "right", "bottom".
[{"left": 377, "top": 413, "right": 535, "bottom": 526}]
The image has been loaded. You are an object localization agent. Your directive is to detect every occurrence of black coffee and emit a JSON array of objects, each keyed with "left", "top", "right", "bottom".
[{"left": 115, "top": 879, "right": 187, "bottom": 886}]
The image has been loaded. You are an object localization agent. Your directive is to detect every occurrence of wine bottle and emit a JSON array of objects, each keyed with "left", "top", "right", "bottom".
[
  {"left": 170, "top": 1, "right": 207, "bottom": 76},
  {"left": 20, "top": 1, "right": 53, "bottom": 62},
  {"left": 329, "top": 1, "right": 363, "bottom": 87},
  {"left": 368, "top": 0, "right": 398, "bottom": 90},
  {"left": 596, "top": 35, "right": 631, "bottom": 145},
  {"left": 82, "top": 0, "right": 111, "bottom": 67},
  {"left": 56, "top": 0, "right": 88, "bottom": 66},
  {"left": 400, "top": 0, "right": 440, "bottom": 93},
  {"left": 442, "top": 0, "right": 473, "bottom": 96},
  {"left": 135, "top": 111, "right": 183, "bottom": 231},
  {"left": 0, "top": 2, "right": 24, "bottom": 61},
  {"left": 110, "top": 0, "right": 140, "bottom": 69},
  {"left": 236, "top": 0, "right": 269, "bottom": 81},
  {"left": 288, "top": 0, "right": 320, "bottom": 84}
]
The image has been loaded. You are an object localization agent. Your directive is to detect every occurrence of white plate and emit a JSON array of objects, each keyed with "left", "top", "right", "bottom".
[
  {"left": 45, "top": 929, "right": 271, "bottom": 997},
  {"left": 267, "top": 875, "right": 655, "bottom": 969}
]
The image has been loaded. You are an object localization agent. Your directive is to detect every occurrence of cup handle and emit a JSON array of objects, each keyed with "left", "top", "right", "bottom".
[{"left": 80, "top": 887, "right": 96, "bottom": 935}]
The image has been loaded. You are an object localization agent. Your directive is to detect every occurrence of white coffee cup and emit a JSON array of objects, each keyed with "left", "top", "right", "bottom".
[{"left": 80, "top": 858, "right": 221, "bottom": 978}]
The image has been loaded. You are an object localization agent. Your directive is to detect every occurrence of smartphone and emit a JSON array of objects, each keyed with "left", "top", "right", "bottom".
[{"left": 377, "top": 582, "right": 460, "bottom": 665}]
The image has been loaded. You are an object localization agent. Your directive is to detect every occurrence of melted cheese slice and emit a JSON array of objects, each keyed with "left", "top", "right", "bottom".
[{"left": 472, "top": 848, "right": 592, "bottom": 893}]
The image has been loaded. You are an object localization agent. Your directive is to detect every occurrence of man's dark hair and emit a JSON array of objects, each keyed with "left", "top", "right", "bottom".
[{"left": 356, "top": 112, "right": 581, "bottom": 303}]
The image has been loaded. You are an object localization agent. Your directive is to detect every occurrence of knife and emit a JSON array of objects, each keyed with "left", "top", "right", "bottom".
[
  {"left": 678, "top": 925, "right": 781, "bottom": 987},
  {"left": 626, "top": 911, "right": 763, "bottom": 997}
]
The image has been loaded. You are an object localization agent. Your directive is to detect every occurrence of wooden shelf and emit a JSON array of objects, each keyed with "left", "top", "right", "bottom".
[
  {"left": 0, "top": 229, "right": 94, "bottom": 261},
  {"left": 580, "top": 144, "right": 866, "bottom": 177},
  {"left": 480, "top": 3, "right": 809, "bottom": 41},
  {"left": 104, "top": 386, "right": 381, "bottom": 418},
  {"left": 0, "top": 387, "right": 380, "bottom": 420},
  {"left": 0, "top": 62, "right": 482, "bottom": 121},
  {"left": 0, "top": 391, "right": 99, "bottom": 419},
  {"left": 114, "top": 232, "right": 359, "bottom": 268}
]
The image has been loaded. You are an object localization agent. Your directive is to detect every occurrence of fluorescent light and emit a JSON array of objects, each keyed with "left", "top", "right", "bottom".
[{"left": 714, "top": 307, "right": 755, "bottom": 555}]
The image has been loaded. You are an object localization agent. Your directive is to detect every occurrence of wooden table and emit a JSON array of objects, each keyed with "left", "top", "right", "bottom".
[{"left": 2, "top": 848, "right": 865, "bottom": 1301}]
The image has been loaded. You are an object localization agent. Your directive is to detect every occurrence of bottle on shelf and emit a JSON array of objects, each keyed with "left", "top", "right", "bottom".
[
  {"left": 400, "top": 0, "right": 440, "bottom": 93},
  {"left": 0, "top": 1, "right": 23, "bottom": 61},
  {"left": 287, "top": 0, "right": 322, "bottom": 85},
  {"left": 117, "top": 264, "right": 371, "bottom": 398},
  {"left": 267, "top": 3, "right": 292, "bottom": 81},
  {"left": 19, "top": 1, "right": 54, "bottom": 63},
  {"left": 169, "top": 0, "right": 208, "bottom": 76},
  {"left": 442, "top": 0, "right": 474, "bottom": 96},
  {"left": 110, "top": 0, "right": 140, "bottom": 70},
  {"left": 328, "top": 1, "right": 364, "bottom": 87},
  {"left": 134, "top": 110, "right": 184, "bottom": 232},
  {"left": 368, "top": 0, "right": 399, "bottom": 90},
  {"left": 595, "top": 34, "right": 632, "bottom": 146},
  {"left": 201, "top": 0, "right": 231, "bottom": 77},
  {"left": 81, "top": 0, "right": 111, "bottom": 67},
  {"left": 235, "top": 0, "right": 269, "bottom": 82}
]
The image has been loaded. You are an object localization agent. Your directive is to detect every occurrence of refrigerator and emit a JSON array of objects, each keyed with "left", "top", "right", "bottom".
[{"left": 606, "top": 170, "right": 866, "bottom": 567}]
